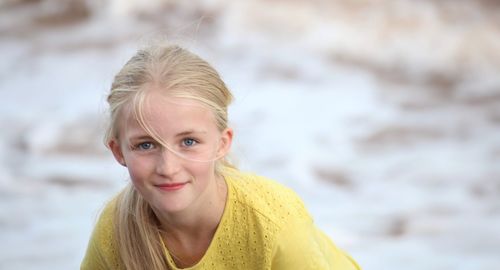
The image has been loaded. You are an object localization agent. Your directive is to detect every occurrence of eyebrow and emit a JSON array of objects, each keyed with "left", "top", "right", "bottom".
[
  {"left": 128, "top": 130, "right": 207, "bottom": 140},
  {"left": 127, "top": 135, "right": 152, "bottom": 141},
  {"left": 175, "top": 130, "right": 207, "bottom": 137}
]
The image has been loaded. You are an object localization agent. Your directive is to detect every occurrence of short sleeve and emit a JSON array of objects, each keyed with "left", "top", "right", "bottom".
[
  {"left": 80, "top": 199, "right": 120, "bottom": 270},
  {"left": 271, "top": 220, "right": 361, "bottom": 270}
]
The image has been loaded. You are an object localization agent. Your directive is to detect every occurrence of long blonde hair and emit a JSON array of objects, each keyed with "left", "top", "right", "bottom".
[{"left": 105, "top": 44, "right": 234, "bottom": 270}]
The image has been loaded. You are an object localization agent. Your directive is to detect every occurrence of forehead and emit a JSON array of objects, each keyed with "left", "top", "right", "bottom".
[{"left": 119, "top": 90, "right": 217, "bottom": 137}]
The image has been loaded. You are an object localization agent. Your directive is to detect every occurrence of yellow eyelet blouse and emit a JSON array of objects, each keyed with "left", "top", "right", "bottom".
[{"left": 81, "top": 169, "right": 361, "bottom": 269}]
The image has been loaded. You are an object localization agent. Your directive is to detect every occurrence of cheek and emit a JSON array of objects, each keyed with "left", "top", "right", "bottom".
[
  {"left": 186, "top": 161, "right": 216, "bottom": 183},
  {"left": 125, "top": 156, "right": 154, "bottom": 183}
]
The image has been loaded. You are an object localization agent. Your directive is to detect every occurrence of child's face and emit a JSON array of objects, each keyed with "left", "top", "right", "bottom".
[{"left": 109, "top": 89, "right": 232, "bottom": 214}]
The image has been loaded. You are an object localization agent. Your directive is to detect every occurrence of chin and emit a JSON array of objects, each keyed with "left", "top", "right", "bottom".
[{"left": 153, "top": 196, "right": 192, "bottom": 214}]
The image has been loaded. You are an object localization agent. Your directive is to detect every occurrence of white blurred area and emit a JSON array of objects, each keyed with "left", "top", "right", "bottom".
[{"left": 1, "top": 0, "right": 500, "bottom": 269}]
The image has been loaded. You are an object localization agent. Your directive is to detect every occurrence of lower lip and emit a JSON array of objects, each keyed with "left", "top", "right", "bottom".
[{"left": 156, "top": 183, "right": 187, "bottom": 191}]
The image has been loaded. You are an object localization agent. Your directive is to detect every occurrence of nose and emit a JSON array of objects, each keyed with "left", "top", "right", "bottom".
[{"left": 155, "top": 148, "right": 182, "bottom": 177}]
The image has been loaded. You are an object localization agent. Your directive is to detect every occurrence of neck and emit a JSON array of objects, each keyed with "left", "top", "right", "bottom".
[
  {"left": 154, "top": 174, "right": 228, "bottom": 268},
  {"left": 156, "top": 174, "right": 228, "bottom": 240}
]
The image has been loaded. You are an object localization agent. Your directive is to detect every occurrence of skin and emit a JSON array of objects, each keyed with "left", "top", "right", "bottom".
[{"left": 108, "top": 88, "right": 233, "bottom": 267}]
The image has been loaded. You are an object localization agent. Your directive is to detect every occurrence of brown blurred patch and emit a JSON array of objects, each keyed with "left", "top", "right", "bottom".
[
  {"left": 47, "top": 38, "right": 127, "bottom": 53},
  {"left": 357, "top": 125, "right": 444, "bottom": 148},
  {"left": 459, "top": 92, "right": 500, "bottom": 107},
  {"left": 470, "top": 184, "right": 487, "bottom": 199},
  {"left": 491, "top": 148, "right": 500, "bottom": 159},
  {"left": 1, "top": 0, "right": 41, "bottom": 8},
  {"left": 16, "top": 114, "right": 108, "bottom": 157},
  {"left": 314, "top": 167, "right": 354, "bottom": 189},
  {"left": 478, "top": 0, "right": 500, "bottom": 10},
  {"left": 0, "top": 0, "right": 91, "bottom": 39},
  {"left": 258, "top": 62, "right": 300, "bottom": 81},
  {"left": 325, "top": 0, "right": 500, "bottom": 112},
  {"left": 487, "top": 110, "right": 500, "bottom": 125},
  {"left": 469, "top": 174, "right": 500, "bottom": 199},
  {"left": 259, "top": 156, "right": 288, "bottom": 170},
  {"left": 34, "top": 0, "right": 90, "bottom": 27},
  {"left": 48, "top": 115, "right": 107, "bottom": 156},
  {"left": 332, "top": 54, "right": 458, "bottom": 94},
  {"left": 47, "top": 176, "right": 110, "bottom": 190},
  {"left": 131, "top": 2, "right": 221, "bottom": 41},
  {"left": 427, "top": 205, "right": 459, "bottom": 216},
  {"left": 386, "top": 216, "right": 408, "bottom": 237}
]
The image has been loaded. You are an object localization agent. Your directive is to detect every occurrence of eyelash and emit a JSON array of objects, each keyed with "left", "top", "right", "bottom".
[
  {"left": 133, "top": 142, "right": 155, "bottom": 151},
  {"left": 132, "top": 138, "right": 199, "bottom": 151},
  {"left": 181, "top": 138, "right": 198, "bottom": 148}
]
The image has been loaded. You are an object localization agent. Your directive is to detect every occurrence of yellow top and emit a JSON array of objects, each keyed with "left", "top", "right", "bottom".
[{"left": 81, "top": 169, "right": 361, "bottom": 269}]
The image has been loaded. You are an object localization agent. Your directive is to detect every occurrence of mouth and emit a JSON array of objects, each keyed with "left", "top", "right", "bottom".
[{"left": 155, "top": 182, "right": 188, "bottom": 191}]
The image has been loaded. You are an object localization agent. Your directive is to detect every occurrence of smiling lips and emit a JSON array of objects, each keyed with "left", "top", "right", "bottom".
[{"left": 155, "top": 182, "right": 187, "bottom": 191}]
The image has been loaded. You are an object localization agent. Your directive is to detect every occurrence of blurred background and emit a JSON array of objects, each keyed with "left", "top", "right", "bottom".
[{"left": 1, "top": 0, "right": 500, "bottom": 269}]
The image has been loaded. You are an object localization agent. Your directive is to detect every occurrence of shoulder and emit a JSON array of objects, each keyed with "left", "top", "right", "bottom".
[
  {"left": 223, "top": 168, "right": 311, "bottom": 228},
  {"left": 81, "top": 196, "right": 122, "bottom": 269},
  {"left": 222, "top": 169, "right": 362, "bottom": 270},
  {"left": 271, "top": 220, "right": 362, "bottom": 270}
]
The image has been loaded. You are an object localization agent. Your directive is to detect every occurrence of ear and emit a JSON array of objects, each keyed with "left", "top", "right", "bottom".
[
  {"left": 108, "top": 139, "right": 127, "bottom": 167},
  {"left": 217, "top": 128, "right": 233, "bottom": 158}
]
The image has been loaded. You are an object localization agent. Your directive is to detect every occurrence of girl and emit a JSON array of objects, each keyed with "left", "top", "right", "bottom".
[{"left": 81, "top": 44, "right": 361, "bottom": 270}]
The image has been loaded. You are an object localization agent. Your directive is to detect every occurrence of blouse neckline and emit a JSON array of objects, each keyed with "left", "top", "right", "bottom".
[{"left": 160, "top": 174, "right": 234, "bottom": 270}]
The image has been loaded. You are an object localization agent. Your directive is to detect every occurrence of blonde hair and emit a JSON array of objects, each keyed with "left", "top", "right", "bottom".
[{"left": 105, "top": 44, "right": 234, "bottom": 270}]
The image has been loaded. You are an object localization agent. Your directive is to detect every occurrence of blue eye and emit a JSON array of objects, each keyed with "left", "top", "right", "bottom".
[
  {"left": 182, "top": 138, "right": 197, "bottom": 147},
  {"left": 138, "top": 142, "right": 154, "bottom": 150}
]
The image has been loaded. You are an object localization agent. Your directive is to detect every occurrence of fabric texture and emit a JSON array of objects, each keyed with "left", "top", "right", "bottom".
[{"left": 81, "top": 169, "right": 361, "bottom": 270}]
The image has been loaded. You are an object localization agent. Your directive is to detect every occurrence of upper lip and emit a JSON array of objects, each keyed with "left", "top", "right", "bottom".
[{"left": 155, "top": 182, "right": 187, "bottom": 187}]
